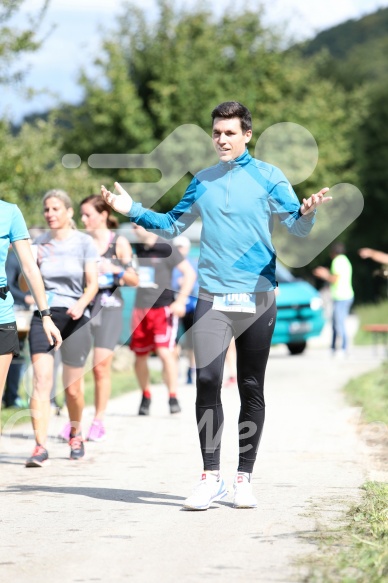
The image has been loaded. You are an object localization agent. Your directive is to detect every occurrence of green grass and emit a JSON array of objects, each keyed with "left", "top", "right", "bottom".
[
  {"left": 304, "top": 482, "right": 388, "bottom": 583},
  {"left": 1, "top": 367, "right": 162, "bottom": 428},
  {"left": 54, "top": 367, "right": 162, "bottom": 410},
  {"left": 301, "top": 362, "right": 388, "bottom": 582},
  {"left": 0, "top": 401, "right": 29, "bottom": 428},
  {"left": 344, "top": 361, "right": 388, "bottom": 425},
  {"left": 353, "top": 300, "right": 388, "bottom": 345}
]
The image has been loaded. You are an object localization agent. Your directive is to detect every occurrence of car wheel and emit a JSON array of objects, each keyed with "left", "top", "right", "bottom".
[{"left": 287, "top": 341, "right": 307, "bottom": 355}]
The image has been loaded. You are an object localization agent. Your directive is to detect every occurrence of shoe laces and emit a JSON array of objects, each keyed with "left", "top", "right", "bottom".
[
  {"left": 192, "top": 473, "right": 219, "bottom": 493},
  {"left": 69, "top": 435, "right": 83, "bottom": 450},
  {"left": 32, "top": 445, "right": 46, "bottom": 456},
  {"left": 235, "top": 473, "right": 252, "bottom": 489},
  {"left": 91, "top": 419, "right": 102, "bottom": 428}
]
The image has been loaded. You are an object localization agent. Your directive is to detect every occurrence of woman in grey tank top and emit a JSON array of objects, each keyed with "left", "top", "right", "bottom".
[{"left": 25, "top": 190, "right": 99, "bottom": 467}]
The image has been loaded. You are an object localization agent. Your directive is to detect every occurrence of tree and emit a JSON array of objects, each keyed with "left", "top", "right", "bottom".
[
  {"left": 0, "top": 0, "right": 49, "bottom": 86},
  {"left": 299, "top": 7, "right": 388, "bottom": 91},
  {"left": 0, "top": 1, "right": 100, "bottom": 225},
  {"left": 60, "top": 0, "right": 365, "bottom": 217},
  {"left": 356, "top": 84, "right": 388, "bottom": 250},
  {"left": 348, "top": 83, "right": 388, "bottom": 301},
  {"left": 0, "top": 116, "right": 102, "bottom": 225}
]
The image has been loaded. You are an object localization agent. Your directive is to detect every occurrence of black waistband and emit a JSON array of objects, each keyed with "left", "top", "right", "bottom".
[{"left": 0, "top": 286, "right": 10, "bottom": 300}]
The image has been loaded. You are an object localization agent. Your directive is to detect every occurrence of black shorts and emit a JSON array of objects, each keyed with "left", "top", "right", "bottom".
[
  {"left": 29, "top": 308, "right": 92, "bottom": 368},
  {"left": 90, "top": 305, "right": 123, "bottom": 351},
  {"left": 0, "top": 321, "right": 20, "bottom": 357}
]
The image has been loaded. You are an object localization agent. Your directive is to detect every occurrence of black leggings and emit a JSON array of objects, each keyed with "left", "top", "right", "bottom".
[{"left": 193, "top": 291, "right": 276, "bottom": 473}]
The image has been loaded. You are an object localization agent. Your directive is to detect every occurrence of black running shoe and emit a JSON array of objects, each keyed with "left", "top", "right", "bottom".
[
  {"left": 169, "top": 396, "right": 181, "bottom": 414},
  {"left": 138, "top": 395, "right": 151, "bottom": 416},
  {"left": 25, "top": 444, "right": 50, "bottom": 467},
  {"left": 69, "top": 435, "right": 85, "bottom": 460}
]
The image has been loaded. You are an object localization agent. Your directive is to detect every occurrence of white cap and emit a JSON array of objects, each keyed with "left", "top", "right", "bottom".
[{"left": 173, "top": 235, "right": 191, "bottom": 249}]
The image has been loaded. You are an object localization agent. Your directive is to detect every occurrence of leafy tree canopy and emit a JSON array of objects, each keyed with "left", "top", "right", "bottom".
[
  {"left": 0, "top": 0, "right": 49, "bottom": 86},
  {"left": 59, "top": 0, "right": 366, "bottom": 214}
]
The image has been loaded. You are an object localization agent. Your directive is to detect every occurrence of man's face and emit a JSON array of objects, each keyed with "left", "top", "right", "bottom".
[{"left": 212, "top": 117, "right": 252, "bottom": 162}]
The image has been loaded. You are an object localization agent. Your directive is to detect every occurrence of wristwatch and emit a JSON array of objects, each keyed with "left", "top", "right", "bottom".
[{"left": 39, "top": 308, "right": 53, "bottom": 319}]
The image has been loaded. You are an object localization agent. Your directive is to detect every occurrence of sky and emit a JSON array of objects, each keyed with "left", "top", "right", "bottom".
[{"left": 2, "top": 0, "right": 388, "bottom": 122}]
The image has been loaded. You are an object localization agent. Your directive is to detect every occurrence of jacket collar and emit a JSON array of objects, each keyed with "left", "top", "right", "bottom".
[{"left": 219, "top": 149, "right": 252, "bottom": 169}]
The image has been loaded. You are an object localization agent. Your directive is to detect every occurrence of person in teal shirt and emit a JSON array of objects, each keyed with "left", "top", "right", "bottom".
[
  {"left": 0, "top": 200, "right": 62, "bottom": 430},
  {"left": 314, "top": 242, "right": 354, "bottom": 354}
]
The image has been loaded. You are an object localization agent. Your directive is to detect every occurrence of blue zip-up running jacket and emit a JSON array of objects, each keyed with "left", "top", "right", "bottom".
[{"left": 128, "top": 150, "right": 316, "bottom": 294}]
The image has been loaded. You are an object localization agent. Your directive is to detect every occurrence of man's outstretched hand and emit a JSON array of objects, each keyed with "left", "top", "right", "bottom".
[
  {"left": 101, "top": 182, "right": 133, "bottom": 216},
  {"left": 300, "top": 187, "right": 332, "bottom": 215}
]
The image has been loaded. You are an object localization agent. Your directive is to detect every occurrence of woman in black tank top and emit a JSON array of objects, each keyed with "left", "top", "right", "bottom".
[{"left": 64, "top": 195, "right": 138, "bottom": 442}]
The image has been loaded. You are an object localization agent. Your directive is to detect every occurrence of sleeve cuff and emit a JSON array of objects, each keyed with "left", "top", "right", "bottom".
[
  {"left": 299, "top": 208, "right": 317, "bottom": 220},
  {"left": 126, "top": 200, "right": 140, "bottom": 218}
]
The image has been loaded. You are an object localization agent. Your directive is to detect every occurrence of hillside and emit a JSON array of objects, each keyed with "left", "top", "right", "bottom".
[
  {"left": 303, "top": 7, "right": 388, "bottom": 58},
  {"left": 300, "top": 7, "right": 388, "bottom": 87}
]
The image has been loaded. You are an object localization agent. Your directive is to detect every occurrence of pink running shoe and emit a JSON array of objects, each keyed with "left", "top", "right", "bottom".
[
  {"left": 87, "top": 419, "right": 106, "bottom": 442},
  {"left": 58, "top": 421, "right": 82, "bottom": 442},
  {"left": 58, "top": 422, "right": 71, "bottom": 442}
]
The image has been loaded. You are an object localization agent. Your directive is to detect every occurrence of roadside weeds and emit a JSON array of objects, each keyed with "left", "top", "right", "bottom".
[{"left": 297, "top": 362, "right": 388, "bottom": 583}]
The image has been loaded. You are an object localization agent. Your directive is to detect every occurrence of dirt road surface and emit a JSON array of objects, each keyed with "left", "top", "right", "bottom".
[{"left": 0, "top": 344, "right": 385, "bottom": 582}]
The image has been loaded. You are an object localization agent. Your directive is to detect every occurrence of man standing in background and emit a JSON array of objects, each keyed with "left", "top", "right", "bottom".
[{"left": 314, "top": 242, "right": 354, "bottom": 356}]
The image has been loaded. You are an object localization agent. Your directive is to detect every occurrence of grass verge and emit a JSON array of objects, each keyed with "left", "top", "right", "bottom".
[
  {"left": 344, "top": 361, "right": 388, "bottom": 426},
  {"left": 301, "top": 362, "right": 388, "bottom": 583},
  {"left": 303, "top": 482, "right": 388, "bottom": 583},
  {"left": 353, "top": 300, "right": 388, "bottom": 345}
]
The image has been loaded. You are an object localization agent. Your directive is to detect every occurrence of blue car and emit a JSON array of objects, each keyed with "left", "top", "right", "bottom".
[{"left": 273, "top": 263, "right": 325, "bottom": 354}]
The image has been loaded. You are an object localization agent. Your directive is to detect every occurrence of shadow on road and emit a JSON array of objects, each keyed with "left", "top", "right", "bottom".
[{"left": 2, "top": 484, "right": 185, "bottom": 506}]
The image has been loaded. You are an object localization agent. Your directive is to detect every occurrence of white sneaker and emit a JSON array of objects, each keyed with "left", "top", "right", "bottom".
[
  {"left": 183, "top": 472, "right": 227, "bottom": 510},
  {"left": 233, "top": 473, "right": 257, "bottom": 509}
]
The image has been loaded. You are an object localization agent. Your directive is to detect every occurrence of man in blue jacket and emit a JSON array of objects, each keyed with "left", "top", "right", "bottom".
[{"left": 101, "top": 101, "right": 331, "bottom": 510}]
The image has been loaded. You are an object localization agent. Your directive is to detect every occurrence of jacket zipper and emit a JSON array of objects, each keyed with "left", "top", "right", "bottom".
[{"left": 226, "top": 165, "right": 233, "bottom": 209}]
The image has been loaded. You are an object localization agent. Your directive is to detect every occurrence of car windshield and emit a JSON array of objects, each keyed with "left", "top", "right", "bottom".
[{"left": 275, "top": 263, "right": 297, "bottom": 283}]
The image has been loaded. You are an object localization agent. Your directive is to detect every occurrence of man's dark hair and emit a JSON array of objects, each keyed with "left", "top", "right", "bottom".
[
  {"left": 331, "top": 242, "right": 346, "bottom": 255},
  {"left": 211, "top": 101, "right": 252, "bottom": 133}
]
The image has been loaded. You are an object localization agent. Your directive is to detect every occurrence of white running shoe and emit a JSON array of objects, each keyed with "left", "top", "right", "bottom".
[
  {"left": 183, "top": 472, "right": 227, "bottom": 510},
  {"left": 233, "top": 473, "right": 257, "bottom": 509}
]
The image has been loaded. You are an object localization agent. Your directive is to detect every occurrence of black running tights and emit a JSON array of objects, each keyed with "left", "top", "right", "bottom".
[{"left": 193, "top": 292, "right": 276, "bottom": 473}]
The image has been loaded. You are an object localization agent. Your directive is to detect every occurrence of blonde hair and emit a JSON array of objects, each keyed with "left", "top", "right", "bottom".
[{"left": 42, "top": 189, "right": 76, "bottom": 229}]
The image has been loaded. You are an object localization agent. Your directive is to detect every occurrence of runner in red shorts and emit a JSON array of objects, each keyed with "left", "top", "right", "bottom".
[
  {"left": 130, "top": 225, "right": 196, "bottom": 415},
  {"left": 131, "top": 306, "right": 177, "bottom": 354}
]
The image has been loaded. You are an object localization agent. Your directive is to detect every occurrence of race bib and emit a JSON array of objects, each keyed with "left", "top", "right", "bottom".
[
  {"left": 212, "top": 293, "right": 256, "bottom": 313},
  {"left": 138, "top": 266, "right": 158, "bottom": 289},
  {"left": 98, "top": 272, "right": 115, "bottom": 289}
]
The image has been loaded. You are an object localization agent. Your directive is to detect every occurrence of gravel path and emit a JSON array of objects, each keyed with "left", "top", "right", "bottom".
[{"left": 0, "top": 344, "right": 384, "bottom": 583}]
